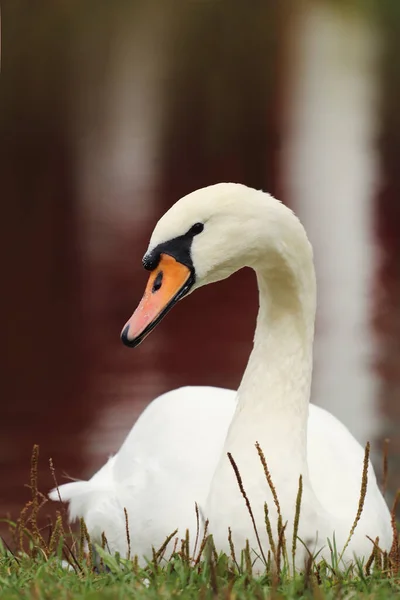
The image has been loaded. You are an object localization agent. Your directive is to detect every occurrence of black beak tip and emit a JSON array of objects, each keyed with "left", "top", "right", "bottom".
[{"left": 121, "top": 324, "right": 136, "bottom": 348}]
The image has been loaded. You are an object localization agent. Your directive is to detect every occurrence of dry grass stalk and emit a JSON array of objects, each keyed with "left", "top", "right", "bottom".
[
  {"left": 152, "top": 547, "right": 159, "bottom": 574},
  {"left": 124, "top": 507, "right": 131, "bottom": 560},
  {"left": 383, "top": 550, "right": 389, "bottom": 573},
  {"left": 168, "top": 536, "right": 179, "bottom": 562},
  {"left": 49, "top": 457, "right": 61, "bottom": 503},
  {"left": 179, "top": 531, "right": 190, "bottom": 566},
  {"left": 256, "top": 442, "right": 287, "bottom": 559},
  {"left": 314, "top": 563, "right": 322, "bottom": 586},
  {"left": 13, "top": 449, "right": 85, "bottom": 572},
  {"left": 228, "top": 527, "right": 240, "bottom": 571},
  {"left": 82, "top": 520, "right": 93, "bottom": 569},
  {"left": 185, "top": 529, "right": 190, "bottom": 564},
  {"left": 132, "top": 554, "right": 139, "bottom": 574},
  {"left": 194, "top": 519, "right": 209, "bottom": 566},
  {"left": 389, "top": 490, "right": 400, "bottom": 572},
  {"left": 45, "top": 515, "right": 53, "bottom": 549},
  {"left": 16, "top": 466, "right": 50, "bottom": 555},
  {"left": 99, "top": 532, "right": 107, "bottom": 571},
  {"left": 154, "top": 529, "right": 178, "bottom": 564},
  {"left": 205, "top": 536, "right": 218, "bottom": 595},
  {"left": 374, "top": 541, "right": 383, "bottom": 571},
  {"left": 365, "top": 536, "right": 379, "bottom": 576},
  {"left": 193, "top": 503, "right": 200, "bottom": 560},
  {"left": 244, "top": 539, "right": 252, "bottom": 577},
  {"left": 338, "top": 442, "right": 370, "bottom": 562},
  {"left": 264, "top": 503, "right": 277, "bottom": 566},
  {"left": 302, "top": 552, "right": 314, "bottom": 592},
  {"left": 255, "top": 443, "right": 282, "bottom": 521},
  {"left": 382, "top": 438, "right": 390, "bottom": 498},
  {"left": 17, "top": 501, "right": 32, "bottom": 553},
  {"left": 29, "top": 445, "right": 48, "bottom": 552},
  {"left": 49, "top": 457, "right": 76, "bottom": 549},
  {"left": 276, "top": 521, "right": 287, "bottom": 578},
  {"left": 48, "top": 511, "right": 64, "bottom": 555},
  {"left": 79, "top": 518, "right": 85, "bottom": 564},
  {"left": 227, "top": 452, "right": 267, "bottom": 566},
  {"left": 366, "top": 534, "right": 384, "bottom": 574},
  {"left": 292, "top": 475, "right": 303, "bottom": 574},
  {"left": 77, "top": 518, "right": 93, "bottom": 569}
]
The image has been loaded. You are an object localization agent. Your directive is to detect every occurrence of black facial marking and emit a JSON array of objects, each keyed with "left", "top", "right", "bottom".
[
  {"left": 189, "top": 222, "right": 204, "bottom": 235},
  {"left": 142, "top": 253, "right": 159, "bottom": 271},
  {"left": 142, "top": 223, "right": 204, "bottom": 274},
  {"left": 152, "top": 271, "right": 163, "bottom": 293}
]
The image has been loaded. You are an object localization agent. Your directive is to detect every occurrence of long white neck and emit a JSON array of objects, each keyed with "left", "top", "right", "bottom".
[{"left": 216, "top": 244, "right": 317, "bottom": 491}]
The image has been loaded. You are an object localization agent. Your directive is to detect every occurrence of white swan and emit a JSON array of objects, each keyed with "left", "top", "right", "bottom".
[{"left": 50, "top": 183, "right": 391, "bottom": 569}]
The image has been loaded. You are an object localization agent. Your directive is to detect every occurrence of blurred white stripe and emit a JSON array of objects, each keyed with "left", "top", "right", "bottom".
[
  {"left": 72, "top": 4, "right": 175, "bottom": 467},
  {"left": 74, "top": 3, "right": 173, "bottom": 260},
  {"left": 282, "top": 2, "right": 383, "bottom": 445}
]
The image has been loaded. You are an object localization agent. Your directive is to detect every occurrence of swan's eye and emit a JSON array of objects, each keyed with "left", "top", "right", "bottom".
[{"left": 189, "top": 222, "right": 204, "bottom": 236}]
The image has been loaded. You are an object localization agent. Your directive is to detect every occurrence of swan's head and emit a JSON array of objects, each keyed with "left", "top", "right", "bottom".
[{"left": 121, "top": 182, "right": 311, "bottom": 347}]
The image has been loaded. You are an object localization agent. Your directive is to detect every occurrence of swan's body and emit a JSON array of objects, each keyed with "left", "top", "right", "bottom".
[{"left": 50, "top": 183, "right": 391, "bottom": 569}]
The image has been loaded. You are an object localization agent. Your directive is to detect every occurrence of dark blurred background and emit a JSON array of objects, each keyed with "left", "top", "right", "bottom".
[{"left": 2, "top": 0, "right": 400, "bottom": 526}]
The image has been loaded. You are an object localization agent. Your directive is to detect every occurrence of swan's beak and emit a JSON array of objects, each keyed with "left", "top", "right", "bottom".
[{"left": 120, "top": 253, "right": 194, "bottom": 348}]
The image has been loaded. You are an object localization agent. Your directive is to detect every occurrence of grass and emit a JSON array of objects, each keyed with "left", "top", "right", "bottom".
[
  {"left": 1, "top": 444, "right": 400, "bottom": 599},
  {"left": 2, "top": 539, "right": 400, "bottom": 600}
]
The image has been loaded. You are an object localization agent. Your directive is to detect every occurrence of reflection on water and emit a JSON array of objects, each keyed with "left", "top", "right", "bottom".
[
  {"left": 1, "top": 1, "right": 400, "bottom": 528},
  {"left": 0, "top": 1, "right": 278, "bottom": 522}
]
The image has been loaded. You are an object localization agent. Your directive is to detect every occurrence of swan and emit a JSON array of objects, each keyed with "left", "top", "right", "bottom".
[{"left": 50, "top": 183, "right": 391, "bottom": 569}]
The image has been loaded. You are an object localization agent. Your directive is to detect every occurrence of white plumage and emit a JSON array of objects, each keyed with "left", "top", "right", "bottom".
[{"left": 50, "top": 183, "right": 391, "bottom": 570}]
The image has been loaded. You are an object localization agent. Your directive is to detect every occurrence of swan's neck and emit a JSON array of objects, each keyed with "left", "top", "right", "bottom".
[{"left": 224, "top": 256, "right": 316, "bottom": 478}]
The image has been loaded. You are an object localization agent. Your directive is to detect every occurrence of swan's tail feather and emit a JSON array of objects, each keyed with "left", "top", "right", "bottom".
[
  {"left": 48, "top": 457, "right": 128, "bottom": 552},
  {"left": 49, "top": 480, "right": 106, "bottom": 523},
  {"left": 48, "top": 456, "right": 119, "bottom": 523},
  {"left": 49, "top": 479, "right": 127, "bottom": 552}
]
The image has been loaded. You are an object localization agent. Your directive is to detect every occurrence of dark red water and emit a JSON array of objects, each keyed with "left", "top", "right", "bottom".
[
  {"left": 2, "top": 1, "right": 400, "bottom": 533},
  {"left": 0, "top": 1, "right": 281, "bottom": 525}
]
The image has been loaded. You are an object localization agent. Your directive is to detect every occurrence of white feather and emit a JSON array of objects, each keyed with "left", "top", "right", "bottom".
[{"left": 50, "top": 183, "right": 391, "bottom": 570}]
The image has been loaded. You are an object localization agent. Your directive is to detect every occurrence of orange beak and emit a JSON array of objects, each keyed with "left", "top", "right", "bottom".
[{"left": 121, "top": 253, "right": 194, "bottom": 347}]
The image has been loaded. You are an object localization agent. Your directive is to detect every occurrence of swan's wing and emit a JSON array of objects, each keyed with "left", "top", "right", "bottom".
[
  {"left": 308, "top": 403, "right": 391, "bottom": 548},
  {"left": 49, "top": 385, "right": 237, "bottom": 554}
]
